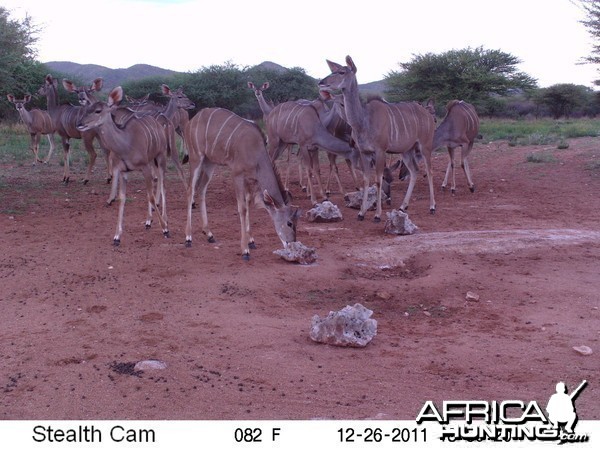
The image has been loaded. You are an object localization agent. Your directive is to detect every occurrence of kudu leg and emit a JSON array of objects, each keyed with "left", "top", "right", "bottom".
[
  {"left": 196, "top": 162, "right": 217, "bottom": 244},
  {"left": 42, "top": 134, "right": 56, "bottom": 164},
  {"left": 114, "top": 172, "right": 127, "bottom": 246},
  {"left": 185, "top": 161, "right": 202, "bottom": 247},
  {"left": 61, "top": 137, "right": 71, "bottom": 183},
  {"left": 442, "top": 147, "right": 456, "bottom": 194},
  {"left": 357, "top": 153, "right": 372, "bottom": 220},
  {"left": 462, "top": 143, "right": 476, "bottom": 193},
  {"left": 82, "top": 136, "right": 97, "bottom": 185},
  {"left": 233, "top": 176, "right": 252, "bottom": 260},
  {"left": 30, "top": 133, "right": 42, "bottom": 164},
  {"left": 142, "top": 166, "right": 169, "bottom": 238}
]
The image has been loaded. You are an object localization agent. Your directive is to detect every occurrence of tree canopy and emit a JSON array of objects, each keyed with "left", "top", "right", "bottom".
[
  {"left": 384, "top": 47, "right": 538, "bottom": 115},
  {"left": 0, "top": 6, "right": 48, "bottom": 118}
]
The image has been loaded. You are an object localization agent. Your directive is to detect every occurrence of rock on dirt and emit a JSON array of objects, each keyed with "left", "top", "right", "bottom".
[
  {"left": 306, "top": 201, "right": 343, "bottom": 222},
  {"left": 273, "top": 241, "right": 317, "bottom": 265},
  {"left": 384, "top": 209, "right": 418, "bottom": 235},
  {"left": 310, "top": 303, "right": 377, "bottom": 347},
  {"left": 345, "top": 186, "right": 389, "bottom": 211},
  {"left": 134, "top": 360, "right": 168, "bottom": 371}
]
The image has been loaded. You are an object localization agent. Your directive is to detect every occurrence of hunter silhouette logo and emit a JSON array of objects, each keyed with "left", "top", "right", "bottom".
[
  {"left": 546, "top": 380, "right": 587, "bottom": 434},
  {"left": 416, "top": 380, "right": 590, "bottom": 443}
]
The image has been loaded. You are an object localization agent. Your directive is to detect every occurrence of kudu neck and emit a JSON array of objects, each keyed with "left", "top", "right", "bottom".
[{"left": 341, "top": 76, "right": 366, "bottom": 132}]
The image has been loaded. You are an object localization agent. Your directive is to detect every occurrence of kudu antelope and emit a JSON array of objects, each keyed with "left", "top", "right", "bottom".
[
  {"left": 384, "top": 100, "right": 481, "bottom": 198},
  {"left": 432, "top": 100, "right": 480, "bottom": 194},
  {"left": 319, "top": 56, "right": 436, "bottom": 221},
  {"left": 6, "top": 94, "right": 55, "bottom": 164},
  {"left": 76, "top": 86, "right": 174, "bottom": 246},
  {"left": 248, "top": 81, "right": 358, "bottom": 200},
  {"left": 259, "top": 89, "right": 359, "bottom": 204},
  {"left": 184, "top": 107, "right": 300, "bottom": 260},
  {"left": 37, "top": 75, "right": 107, "bottom": 184}
]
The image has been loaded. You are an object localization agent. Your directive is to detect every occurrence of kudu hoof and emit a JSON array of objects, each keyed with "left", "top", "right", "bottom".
[
  {"left": 373, "top": 216, "right": 381, "bottom": 223},
  {"left": 430, "top": 208, "right": 436, "bottom": 215},
  {"left": 182, "top": 155, "right": 189, "bottom": 164},
  {"left": 192, "top": 202, "right": 197, "bottom": 209},
  {"left": 83, "top": 179, "right": 89, "bottom": 185},
  {"left": 185, "top": 240, "right": 192, "bottom": 248},
  {"left": 242, "top": 253, "right": 250, "bottom": 261},
  {"left": 145, "top": 224, "right": 151, "bottom": 230},
  {"left": 113, "top": 238, "right": 121, "bottom": 247},
  {"left": 357, "top": 214, "right": 365, "bottom": 221},
  {"left": 386, "top": 199, "right": 391, "bottom": 206},
  {"left": 106, "top": 178, "right": 112, "bottom": 185},
  {"left": 249, "top": 241, "right": 257, "bottom": 250},
  {"left": 451, "top": 189, "right": 456, "bottom": 195},
  {"left": 470, "top": 186, "right": 476, "bottom": 193},
  {"left": 63, "top": 177, "right": 70, "bottom": 184},
  {"left": 207, "top": 236, "right": 216, "bottom": 243},
  {"left": 163, "top": 231, "right": 170, "bottom": 239}
]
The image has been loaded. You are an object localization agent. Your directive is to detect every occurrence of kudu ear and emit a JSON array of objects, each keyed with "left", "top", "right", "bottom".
[
  {"left": 24, "top": 94, "right": 32, "bottom": 103},
  {"left": 62, "top": 79, "right": 75, "bottom": 92},
  {"left": 346, "top": 55, "right": 357, "bottom": 73},
  {"left": 108, "top": 87, "right": 124, "bottom": 107},
  {"left": 7, "top": 94, "right": 15, "bottom": 103},
  {"left": 261, "top": 82, "right": 269, "bottom": 90},
  {"left": 161, "top": 84, "right": 171, "bottom": 95},
  {"left": 326, "top": 59, "right": 343, "bottom": 73},
  {"left": 263, "top": 190, "right": 276, "bottom": 208},
  {"left": 247, "top": 81, "right": 255, "bottom": 89},
  {"left": 91, "top": 78, "right": 103, "bottom": 92}
]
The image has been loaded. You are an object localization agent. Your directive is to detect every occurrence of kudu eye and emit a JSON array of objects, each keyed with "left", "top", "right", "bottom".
[{"left": 287, "top": 221, "right": 293, "bottom": 228}]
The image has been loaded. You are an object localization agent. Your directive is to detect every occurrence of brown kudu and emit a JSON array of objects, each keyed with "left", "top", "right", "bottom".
[
  {"left": 184, "top": 107, "right": 300, "bottom": 260},
  {"left": 7, "top": 94, "right": 55, "bottom": 164},
  {"left": 432, "top": 100, "right": 480, "bottom": 194},
  {"left": 38, "top": 75, "right": 106, "bottom": 184},
  {"left": 319, "top": 56, "right": 436, "bottom": 221},
  {"left": 76, "top": 86, "right": 175, "bottom": 246},
  {"left": 262, "top": 92, "right": 359, "bottom": 204},
  {"left": 248, "top": 81, "right": 358, "bottom": 200}
]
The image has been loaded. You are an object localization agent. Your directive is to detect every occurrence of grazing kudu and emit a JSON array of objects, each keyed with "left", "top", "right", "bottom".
[
  {"left": 76, "top": 86, "right": 174, "bottom": 246},
  {"left": 37, "top": 75, "right": 105, "bottom": 184},
  {"left": 184, "top": 107, "right": 300, "bottom": 260},
  {"left": 6, "top": 94, "right": 55, "bottom": 164},
  {"left": 319, "top": 56, "right": 436, "bottom": 221},
  {"left": 432, "top": 100, "right": 480, "bottom": 194}
]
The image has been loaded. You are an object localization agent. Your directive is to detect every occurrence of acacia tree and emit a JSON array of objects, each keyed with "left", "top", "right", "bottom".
[
  {"left": 579, "top": 0, "right": 600, "bottom": 85},
  {"left": 0, "top": 7, "right": 47, "bottom": 119},
  {"left": 533, "top": 83, "right": 595, "bottom": 118},
  {"left": 385, "top": 47, "right": 537, "bottom": 115}
]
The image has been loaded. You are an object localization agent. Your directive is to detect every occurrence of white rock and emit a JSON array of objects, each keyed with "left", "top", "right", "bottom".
[
  {"left": 310, "top": 303, "right": 377, "bottom": 347},
  {"left": 466, "top": 291, "right": 480, "bottom": 302},
  {"left": 572, "top": 345, "right": 593, "bottom": 356},
  {"left": 384, "top": 209, "right": 418, "bottom": 235},
  {"left": 134, "top": 360, "right": 168, "bottom": 371},
  {"left": 306, "top": 201, "right": 343, "bottom": 222},
  {"left": 273, "top": 241, "right": 317, "bottom": 265}
]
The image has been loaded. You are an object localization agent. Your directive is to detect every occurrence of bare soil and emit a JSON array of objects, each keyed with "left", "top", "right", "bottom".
[{"left": 1, "top": 137, "right": 599, "bottom": 420}]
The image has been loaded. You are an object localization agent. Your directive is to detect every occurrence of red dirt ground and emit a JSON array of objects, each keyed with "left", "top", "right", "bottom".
[{"left": 1, "top": 137, "right": 599, "bottom": 420}]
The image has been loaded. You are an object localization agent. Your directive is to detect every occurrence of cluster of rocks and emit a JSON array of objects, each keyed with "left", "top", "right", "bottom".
[
  {"left": 345, "top": 186, "right": 389, "bottom": 211},
  {"left": 384, "top": 209, "right": 418, "bottom": 235}
]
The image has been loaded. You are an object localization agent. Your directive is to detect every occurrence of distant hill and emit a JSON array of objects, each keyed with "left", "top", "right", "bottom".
[
  {"left": 44, "top": 60, "right": 387, "bottom": 96},
  {"left": 44, "top": 61, "right": 181, "bottom": 88}
]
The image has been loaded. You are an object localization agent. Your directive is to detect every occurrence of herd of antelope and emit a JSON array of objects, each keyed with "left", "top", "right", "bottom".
[{"left": 6, "top": 55, "right": 480, "bottom": 260}]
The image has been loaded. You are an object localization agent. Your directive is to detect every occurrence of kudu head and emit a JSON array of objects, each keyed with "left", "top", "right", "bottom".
[
  {"left": 63, "top": 78, "right": 103, "bottom": 106},
  {"left": 262, "top": 190, "right": 299, "bottom": 248},
  {"left": 77, "top": 86, "right": 123, "bottom": 132},
  {"left": 424, "top": 98, "right": 437, "bottom": 123},
  {"left": 38, "top": 74, "right": 58, "bottom": 98},
  {"left": 161, "top": 84, "right": 195, "bottom": 110},
  {"left": 318, "top": 55, "right": 358, "bottom": 92},
  {"left": 247, "top": 81, "right": 269, "bottom": 99},
  {"left": 6, "top": 94, "right": 32, "bottom": 112}
]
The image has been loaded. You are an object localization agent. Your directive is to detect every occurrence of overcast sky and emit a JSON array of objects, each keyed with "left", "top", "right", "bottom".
[{"left": 3, "top": 0, "right": 598, "bottom": 88}]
